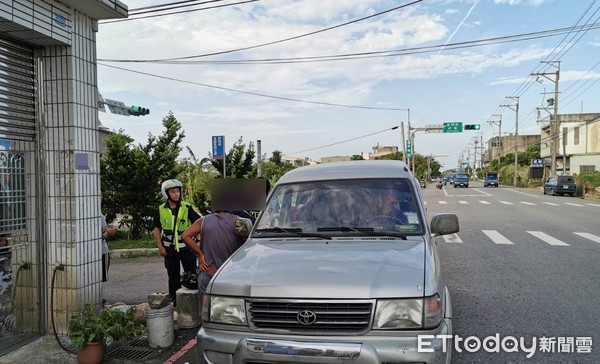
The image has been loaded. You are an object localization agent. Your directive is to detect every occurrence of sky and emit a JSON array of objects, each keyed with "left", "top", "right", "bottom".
[{"left": 96, "top": 0, "right": 600, "bottom": 170}]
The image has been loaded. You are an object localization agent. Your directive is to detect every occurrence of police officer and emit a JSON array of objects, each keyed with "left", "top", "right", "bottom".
[{"left": 153, "top": 179, "right": 201, "bottom": 306}]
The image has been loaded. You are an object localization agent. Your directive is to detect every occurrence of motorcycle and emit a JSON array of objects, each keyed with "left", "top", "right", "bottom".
[{"left": 436, "top": 181, "right": 443, "bottom": 189}]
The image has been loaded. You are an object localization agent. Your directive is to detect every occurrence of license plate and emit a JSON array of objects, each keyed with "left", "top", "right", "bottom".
[{"left": 563, "top": 185, "right": 569, "bottom": 188}]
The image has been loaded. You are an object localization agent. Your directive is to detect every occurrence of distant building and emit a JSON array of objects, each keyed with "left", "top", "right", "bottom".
[
  {"left": 482, "top": 134, "right": 540, "bottom": 168},
  {"left": 539, "top": 113, "right": 600, "bottom": 175},
  {"left": 361, "top": 143, "right": 399, "bottom": 160},
  {"left": 281, "top": 155, "right": 317, "bottom": 167},
  {"left": 320, "top": 155, "right": 352, "bottom": 163}
]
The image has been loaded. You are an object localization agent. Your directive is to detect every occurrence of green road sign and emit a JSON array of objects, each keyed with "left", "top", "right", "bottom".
[
  {"left": 406, "top": 140, "right": 412, "bottom": 158},
  {"left": 443, "top": 122, "right": 463, "bottom": 133},
  {"left": 464, "top": 124, "right": 480, "bottom": 130}
]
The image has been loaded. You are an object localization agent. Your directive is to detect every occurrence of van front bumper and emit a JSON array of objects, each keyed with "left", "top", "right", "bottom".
[{"left": 196, "top": 318, "right": 452, "bottom": 364}]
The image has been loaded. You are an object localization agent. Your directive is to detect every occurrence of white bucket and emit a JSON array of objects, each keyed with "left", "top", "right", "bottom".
[{"left": 145, "top": 303, "right": 174, "bottom": 348}]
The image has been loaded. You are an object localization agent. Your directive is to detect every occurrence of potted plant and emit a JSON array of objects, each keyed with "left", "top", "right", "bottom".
[{"left": 69, "top": 303, "right": 146, "bottom": 364}]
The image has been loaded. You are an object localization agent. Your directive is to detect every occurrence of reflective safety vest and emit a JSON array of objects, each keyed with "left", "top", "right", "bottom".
[{"left": 159, "top": 202, "right": 193, "bottom": 252}]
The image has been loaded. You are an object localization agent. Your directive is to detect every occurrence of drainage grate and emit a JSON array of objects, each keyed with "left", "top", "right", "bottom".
[{"left": 105, "top": 337, "right": 160, "bottom": 361}]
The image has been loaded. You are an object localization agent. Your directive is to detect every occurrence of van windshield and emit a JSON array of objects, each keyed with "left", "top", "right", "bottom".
[{"left": 255, "top": 179, "right": 423, "bottom": 236}]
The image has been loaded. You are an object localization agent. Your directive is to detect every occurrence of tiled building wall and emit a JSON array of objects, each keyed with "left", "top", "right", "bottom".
[
  {"left": 41, "top": 10, "right": 102, "bottom": 333},
  {"left": 1, "top": 0, "right": 106, "bottom": 334}
]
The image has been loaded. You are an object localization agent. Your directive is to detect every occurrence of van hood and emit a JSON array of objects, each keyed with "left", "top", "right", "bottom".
[{"left": 209, "top": 238, "right": 426, "bottom": 299}]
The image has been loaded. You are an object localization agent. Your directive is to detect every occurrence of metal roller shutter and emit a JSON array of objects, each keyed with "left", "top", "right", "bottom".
[{"left": 0, "top": 36, "right": 35, "bottom": 141}]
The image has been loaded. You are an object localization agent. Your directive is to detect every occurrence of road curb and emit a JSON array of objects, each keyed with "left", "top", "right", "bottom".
[{"left": 111, "top": 248, "right": 154, "bottom": 258}]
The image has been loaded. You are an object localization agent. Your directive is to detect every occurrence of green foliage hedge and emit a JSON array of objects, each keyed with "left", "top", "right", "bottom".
[{"left": 578, "top": 171, "right": 600, "bottom": 188}]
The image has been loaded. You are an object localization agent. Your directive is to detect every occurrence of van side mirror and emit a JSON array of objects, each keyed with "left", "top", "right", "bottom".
[{"left": 430, "top": 213, "right": 460, "bottom": 236}]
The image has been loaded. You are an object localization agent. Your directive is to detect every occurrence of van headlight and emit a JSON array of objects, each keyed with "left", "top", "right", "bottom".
[
  {"left": 373, "top": 299, "right": 422, "bottom": 329},
  {"left": 373, "top": 294, "right": 442, "bottom": 329},
  {"left": 202, "top": 295, "right": 247, "bottom": 326}
]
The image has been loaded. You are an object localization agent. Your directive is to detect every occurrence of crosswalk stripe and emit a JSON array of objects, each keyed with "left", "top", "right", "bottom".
[
  {"left": 563, "top": 202, "right": 583, "bottom": 207},
  {"left": 479, "top": 201, "right": 491, "bottom": 205},
  {"left": 438, "top": 201, "right": 447, "bottom": 204},
  {"left": 574, "top": 232, "right": 600, "bottom": 244},
  {"left": 586, "top": 203, "right": 600, "bottom": 207},
  {"left": 482, "top": 230, "right": 513, "bottom": 245},
  {"left": 519, "top": 201, "right": 536, "bottom": 206},
  {"left": 443, "top": 233, "right": 463, "bottom": 243},
  {"left": 527, "top": 231, "right": 570, "bottom": 246},
  {"left": 499, "top": 201, "right": 513, "bottom": 205},
  {"left": 542, "top": 202, "right": 560, "bottom": 206},
  {"left": 458, "top": 200, "right": 468, "bottom": 204}
]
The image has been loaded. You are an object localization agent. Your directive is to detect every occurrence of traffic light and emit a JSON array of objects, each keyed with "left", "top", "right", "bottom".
[
  {"left": 464, "top": 124, "right": 480, "bottom": 130},
  {"left": 547, "top": 98, "right": 555, "bottom": 106},
  {"left": 127, "top": 106, "right": 150, "bottom": 116}
]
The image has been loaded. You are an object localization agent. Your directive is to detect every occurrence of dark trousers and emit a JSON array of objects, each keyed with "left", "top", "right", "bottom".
[{"left": 164, "top": 248, "right": 197, "bottom": 306}]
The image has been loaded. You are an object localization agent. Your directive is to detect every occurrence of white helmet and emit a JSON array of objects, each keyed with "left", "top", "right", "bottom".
[{"left": 161, "top": 179, "right": 182, "bottom": 200}]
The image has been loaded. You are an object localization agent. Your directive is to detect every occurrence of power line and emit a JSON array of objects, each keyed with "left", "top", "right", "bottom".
[
  {"left": 100, "top": 0, "right": 423, "bottom": 60},
  {"left": 98, "top": 22, "right": 600, "bottom": 64},
  {"left": 98, "top": 63, "right": 409, "bottom": 111},
  {"left": 128, "top": 0, "right": 227, "bottom": 15},
  {"left": 101, "top": 0, "right": 259, "bottom": 24},
  {"left": 486, "top": 1, "right": 600, "bottom": 134},
  {"left": 287, "top": 126, "right": 399, "bottom": 155}
]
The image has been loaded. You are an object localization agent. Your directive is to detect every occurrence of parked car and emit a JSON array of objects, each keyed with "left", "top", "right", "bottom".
[
  {"left": 483, "top": 171, "right": 499, "bottom": 188},
  {"left": 543, "top": 175, "right": 576, "bottom": 196},
  {"left": 196, "top": 160, "right": 459, "bottom": 364}
]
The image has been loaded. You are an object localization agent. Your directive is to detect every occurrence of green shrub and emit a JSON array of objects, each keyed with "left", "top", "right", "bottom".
[
  {"left": 69, "top": 304, "right": 146, "bottom": 350},
  {"left": 579, "top": 171, "right": 600, "bottom": 187}
]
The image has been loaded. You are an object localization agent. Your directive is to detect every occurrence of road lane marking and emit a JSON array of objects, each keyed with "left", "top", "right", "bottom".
[
  {"left": 499, "top": 201, "right": 513, "bottom": 205},
  {"left": 527, "top": 231, "right": 570, "bottom": 246},
  {"left": 563, "top": 202, "right": 583, "bottom": 207},
  {"left": 519, "top": 201, "right": 536, "bottom": 205},
  {"left": 459, "top": 200, "right": 468, "bottom": 204},
  {"left": 574, "top": 232, "right": 600, "bottom": 244},
  {"left": 586, "top": 203, "right": 600, "bottom": 207},
  {"left": 438, "top": 201, "right": 447, "bottom": 204},
  {"left": 542, "top": 202, "right": 560, "bottom": 206},
  {"left": 479, "top": 201, "right": 491, "bottom": 204},
  {"left": 482, "top": 230, "right": 513, "bottom": 245},
  {"left": 472, "top": 188, "right": 492, "bottom": 196},
  {"left": 443, "top": 234, "right": 463, "bottom": 243},
  {"left": 506, "top": 188, "right": 539, "bottom": 198}
]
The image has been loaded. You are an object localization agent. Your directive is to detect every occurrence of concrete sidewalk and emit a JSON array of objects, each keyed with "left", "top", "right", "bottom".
[{"left": 0, "top": 256, "right": 201, "bottom": 364}]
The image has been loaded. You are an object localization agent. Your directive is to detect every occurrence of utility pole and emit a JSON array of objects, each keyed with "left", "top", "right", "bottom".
[
  {"left": 473, "top": 138, "right": 478, "bottom": 177},
  {"left": 502, "top": 96, "right": 519, "bottom": 186},
  {"left": 401, "top": 121, "right": 407, "bottom": 163},
  {"left": 532, "top": 61, "right": 560, "bottom": 176},
  {"left": 480, "top": 133, "right": 484, "bottom": 170},
  {"left": 257, "top": 140, "right": 262, "bottom": 177},
  {"left": 489, "top": 114, "right": 503, "bottom": 168},
  {"left": 411, "top": 130, "right": 415, "bottom": 175}
]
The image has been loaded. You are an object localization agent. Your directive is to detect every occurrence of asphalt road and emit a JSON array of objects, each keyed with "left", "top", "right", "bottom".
[{"left": 424, "top": 181, "right": 600, "bottom": 363}]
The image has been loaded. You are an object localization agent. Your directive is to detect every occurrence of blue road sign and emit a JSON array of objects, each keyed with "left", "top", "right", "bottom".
[{"left": 212, "top": 136, "right": 225, "bottom": 160}]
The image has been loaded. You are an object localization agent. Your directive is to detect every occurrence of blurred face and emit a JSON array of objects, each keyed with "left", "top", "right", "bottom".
[{"left": 167, "top": 187, "right": 181, "bottom": 201}]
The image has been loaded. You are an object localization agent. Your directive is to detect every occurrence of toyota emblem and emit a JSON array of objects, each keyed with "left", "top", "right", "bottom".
[{"left": 296, "top": 310, "right": 317, "bottom": 325}]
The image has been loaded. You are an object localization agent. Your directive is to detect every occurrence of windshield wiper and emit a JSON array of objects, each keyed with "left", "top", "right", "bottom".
[
  {"left": 317, "top": 226, "right": 408, "bottom": 240},
  {"left": 254, "top": 227, "right": 332, "bottom": 240}
]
